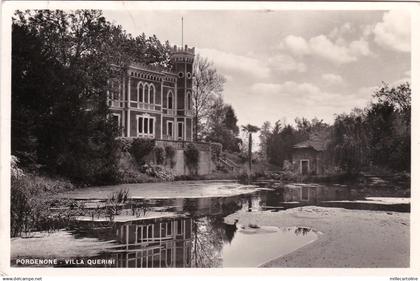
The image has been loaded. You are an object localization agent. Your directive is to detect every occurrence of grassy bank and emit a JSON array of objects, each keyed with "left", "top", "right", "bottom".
[
  {"left": 250, "top": 168, "right": 410, "bottom": 187},
  {"left": 11, "top": 171, "right": 77, "bottom": 237}
]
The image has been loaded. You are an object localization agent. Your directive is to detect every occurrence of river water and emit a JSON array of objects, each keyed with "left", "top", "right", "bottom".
[{"left": 11, "top": 181, "right": 409, "bottom": 268}]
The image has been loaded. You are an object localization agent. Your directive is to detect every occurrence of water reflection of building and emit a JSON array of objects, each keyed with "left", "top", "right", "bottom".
[
  {"left": 134, "top": 195, "right": 245, "bottom": 217},
  {"left": 112, "top": 217, "right": 192, "bottom": 268},
  {"left": 282, "top": 184, "right": 354, "bottom": 203}
]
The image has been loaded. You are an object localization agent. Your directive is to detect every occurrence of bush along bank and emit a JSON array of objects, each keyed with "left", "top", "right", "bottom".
[
  {"left": 10, "top": 157, "right": 80, "bottom": 237},
  {"left": 10, "top": 156, "right": 137, "bottom": 238},
  {"left": 117, "top": 138, "right": 177, "bottom": 183}
]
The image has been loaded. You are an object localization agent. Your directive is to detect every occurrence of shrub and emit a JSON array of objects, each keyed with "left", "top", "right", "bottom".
[
  {"left": 116, "top": 138, "right": 133, "bottom": 152},
  {"left": 165, "top": 145, "right": 176, "bottom": 168},
  {"left": 11, "top": 155, "right": 24, "bottom": 178},
  {"left": 184, "top": 143, "right": 200, "bottom": 174},
  {"left": 210, "top": 143, "right": 222, "bottom": 162},
  {"left": 129, "top": 138, "right": 155, "bottom": 166},
  {"left": 10, "top": 169, "right": 77, "bottom": 237},
  {"left": 153, "top": 146, "right": 165, "bottom": 165},
  {"left": 140, "top": 163, "right": 175, "bottom": 181},
  {"left": 105, "top": 188, "right": 129, "bottom": 222}
]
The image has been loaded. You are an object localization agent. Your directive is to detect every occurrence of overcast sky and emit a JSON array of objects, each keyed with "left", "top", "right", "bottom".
[{"left": 103, "top": 9, "right": 410, "bottom": 128}]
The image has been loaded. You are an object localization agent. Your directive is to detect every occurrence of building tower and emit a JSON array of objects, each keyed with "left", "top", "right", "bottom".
[{"left": 170, "top": 45, "right": 194, "bottom": 141}]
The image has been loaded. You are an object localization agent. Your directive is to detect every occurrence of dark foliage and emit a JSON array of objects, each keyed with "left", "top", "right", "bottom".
[
  {"left": 164, "top": 145, "right": 176, "bottom": 168},
  {"left": 205, "top": 99, "right": 241, "bottom": 152},
  {"left": 153, "top": 146, "right": 165, "bottom": 165},
  {"left": 266, "top": 123, "right": 297, "bottom": 167},
  {"left": 327, "top": 83, "right": 410, "bottom": 173},
  {"left": 210, "top": 143, "right": 222, "bottom": 162},
  {"left": 263, "top": 118, "right": 327, "bottom": 168},
  {"left": 261, "top": 82, "right": 410, "bottom": 174},
  {"left": 184, "top": 143, "right": 200, "bottom": 174},
  {"left": 129, "top": 138, "right": 155, "bottom": 166},
  {"left": 223, "top": 105, "right": 240, "bottom": 135},
  {"left": 11, "top": 172, "right": 76, "bottom": 237},
  {"left": 327, "top": 111, "right": 369, "bottom": 174},
  {"left": 12, "top": 10, "right": 171, "bottom": 184}
]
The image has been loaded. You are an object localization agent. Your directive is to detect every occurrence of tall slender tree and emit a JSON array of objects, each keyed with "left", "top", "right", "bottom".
[
  {"left": 241, "top": 124, "right": 260, "bottom": 173},
  {"left": 258, "top": 121, "right": 271, "bottom": 162}
]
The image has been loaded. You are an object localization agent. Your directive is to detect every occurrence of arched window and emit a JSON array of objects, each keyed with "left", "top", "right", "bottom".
[
  {"left": 137, "top": 82, "right": 143, "bottom": 103},
  {"left": 144, "top": 84, "right": 149, "bottom": 103},
  {"left": 167, "top": 91, "right": 173, "bottom": 109},
  {"left": 186, "top": 91, "right": 192, "bottom": 110},
  {"left": 149, "top": 84, "right": 155, "bottom": 104}
]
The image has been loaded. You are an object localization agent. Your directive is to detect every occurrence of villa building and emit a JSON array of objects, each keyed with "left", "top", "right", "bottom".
[
  {"left": 106, "top": 44, "right": 222, "bottom": 176},
  {"left": 108, "top": 45, "right": 195, "bottom": 142}
]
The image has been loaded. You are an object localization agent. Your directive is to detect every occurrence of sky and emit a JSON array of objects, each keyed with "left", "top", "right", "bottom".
[{"left": 103, "top": 9, "right": 411, "bottom": 128}]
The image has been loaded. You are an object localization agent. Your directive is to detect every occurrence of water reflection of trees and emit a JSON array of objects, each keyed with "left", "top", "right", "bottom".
[
  {"left": 191, "top": 217, "right": 224, "bottom": 267},
  {"left": 190, "top": 197, "right": 243, "bottom": 267}
]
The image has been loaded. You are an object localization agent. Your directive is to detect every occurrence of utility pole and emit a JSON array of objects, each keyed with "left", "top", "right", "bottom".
[{"left": 181, "top": 17, "right": 184, "bottom": 47}]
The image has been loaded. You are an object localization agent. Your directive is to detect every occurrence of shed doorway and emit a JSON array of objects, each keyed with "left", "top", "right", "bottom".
[{"left": 301, "top": 160, "right": 310, "bottom": 175}]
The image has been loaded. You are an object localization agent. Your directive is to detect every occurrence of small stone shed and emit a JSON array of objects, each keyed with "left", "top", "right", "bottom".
[{"left": 292, "top": 134, "right": 329, "bottom": 175}]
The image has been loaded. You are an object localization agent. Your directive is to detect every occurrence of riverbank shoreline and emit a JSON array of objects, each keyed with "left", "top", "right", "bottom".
[
  {"left": 55, "top": 180, "right": 259, "bottom": 200},
  {"left": 225, "top": 206, "right": 409, "bottom": 267}
]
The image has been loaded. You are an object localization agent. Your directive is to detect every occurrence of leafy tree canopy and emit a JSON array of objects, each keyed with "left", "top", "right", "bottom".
[{"left": 12, "top": 10, "right": 171, "bottom": 184}]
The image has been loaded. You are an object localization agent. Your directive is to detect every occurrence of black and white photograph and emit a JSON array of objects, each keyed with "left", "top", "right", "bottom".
[{"left": 1, "top": 1, "right": 419, "bottom": 276}]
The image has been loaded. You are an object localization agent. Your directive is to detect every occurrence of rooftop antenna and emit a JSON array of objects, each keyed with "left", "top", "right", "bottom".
[{"left": 181, "top": 16, "right": 184, "bottom": 48}]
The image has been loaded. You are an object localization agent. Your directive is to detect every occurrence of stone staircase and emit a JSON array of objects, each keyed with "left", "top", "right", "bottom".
[{"left": 218, "top": 157, "right": 241, "bottom": 172}]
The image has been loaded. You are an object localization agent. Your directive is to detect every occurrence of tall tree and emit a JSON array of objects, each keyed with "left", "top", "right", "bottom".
[
  {"left": 205, "top": 99, "right": 241, "bottom": 152},
  {"left": 192, "top": 54, "right": 226, "bottom": 141},
  {"left": 223, "top": 105, "right": 239, "bottom": 135},
  {"left": 265, "top": 121, "right": 282, "bottom": 166},
  {"left": 12, "top": 10, "right": 121, "bottom": 183},
  {"left": 258, "top": 121, "right": 271, "bottom": 162},
  {"left": 241, "top": 124, "right": 260, "bottom": 173},
  {"left": 327, "top": 82, "right": 411, "bottom": 173},
  {"left": 328, "top": 111, "right": 369, "bottom": 174},
  {"left": 265, "top": 121, "right": 299, "bottom": 167},
  {"left": 12, "top": 10, "right": 171, "bottom": 183}
]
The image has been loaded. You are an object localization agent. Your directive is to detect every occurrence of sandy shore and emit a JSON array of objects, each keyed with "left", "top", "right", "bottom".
[{"left": 225, "top": 206, "right": 409, "bottom": 268}]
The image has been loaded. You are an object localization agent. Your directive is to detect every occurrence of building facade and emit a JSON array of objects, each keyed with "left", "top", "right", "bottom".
[
  {"left": 108, "top": 45, "right": 195, "bottom": 142},
  {"left": 292, "top": 131, "right": 330, "bottom": 175}
]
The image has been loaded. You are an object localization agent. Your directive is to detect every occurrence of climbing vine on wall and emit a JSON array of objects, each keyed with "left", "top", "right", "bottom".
[
  {"left": 129, "top": 139, "right": 155, "bottom": 166},
  {"left": 184, "top": 143, "right": 200, "bottom": 174},
  {"left": 165, "top": 145, "right": 176, "bottom": 168},
  {"left": 153, "top": 146, "right": 165, "bottom": 165},
  {"left": 210, "top": 143, "right": 222, "bottom": 162}
]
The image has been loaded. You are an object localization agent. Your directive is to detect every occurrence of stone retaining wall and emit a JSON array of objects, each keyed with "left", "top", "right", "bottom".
[{"left": 119, "top": 138, "right": 220, "bottom": 176}]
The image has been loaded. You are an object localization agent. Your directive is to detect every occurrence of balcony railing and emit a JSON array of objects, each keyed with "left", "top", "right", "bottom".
[
  {"left": 155, "top": 139, "right": 212, "bottom": 151},
  {"left": 185, "top": 109, "right": 193, "bottom": 116},
  {"left": 109, "top": 99, "right": 124, "bottom": 108},
  {"left": 109, "top": 99, "right": 193, "bottom": 117},
  {"left": 163, "top": 109, "right": 176, "bottom": 116},
  {"left": 161, "top": 134, "right": 174, "bottom": 141},
  {"left": 137, "top": 103, "right": 156, "bottom": 111}
]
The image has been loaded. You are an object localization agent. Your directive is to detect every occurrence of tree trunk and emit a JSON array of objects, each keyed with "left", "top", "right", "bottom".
[
  {"left": 194, "top": 115, "right": 198, "bottom": 141},
  {"left": 248, "top": 133, "right": 252, "bottom": 172}
]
